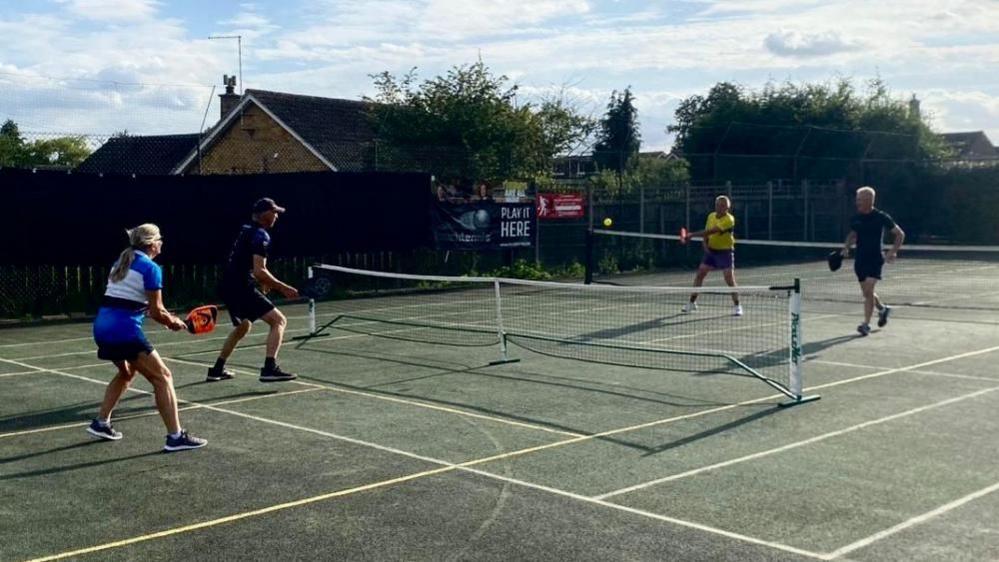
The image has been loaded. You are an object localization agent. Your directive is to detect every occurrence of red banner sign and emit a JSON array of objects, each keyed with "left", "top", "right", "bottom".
[{"left": 537, "top": 193, "right": 585, "bottom": 220}]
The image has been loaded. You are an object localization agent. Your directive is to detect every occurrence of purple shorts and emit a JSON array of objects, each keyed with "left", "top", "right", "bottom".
[{"left": 702, "top": 249, "right": 734, "bottom": 270}]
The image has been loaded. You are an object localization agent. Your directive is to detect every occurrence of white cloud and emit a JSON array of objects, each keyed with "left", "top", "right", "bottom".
[
  {"left": 216, "top": 6, "right": 280, "bottom": 39},
  {"left": 55, "top": 0, "right": 160, "bottom": 22},
  {"left": 417, "top": 0, "right": 590, "bottom": 40},
  {"left": 921, "top": 89, "right": 999, "bottom": 138},
  {"left": 3, "top": 0, "right": 998, "bottom": 148},
  {"left": 764, "top": 30, "right": 860, "bottom": 58}
]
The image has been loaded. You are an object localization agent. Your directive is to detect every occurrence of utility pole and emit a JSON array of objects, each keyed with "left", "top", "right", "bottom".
[{"left": 209, "top": 35, "right": 242, "bottom": 93}]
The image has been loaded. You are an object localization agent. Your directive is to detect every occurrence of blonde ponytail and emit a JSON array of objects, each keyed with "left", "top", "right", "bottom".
[{"left": 110, "top": 223, "right": 162, "bottom": 282}]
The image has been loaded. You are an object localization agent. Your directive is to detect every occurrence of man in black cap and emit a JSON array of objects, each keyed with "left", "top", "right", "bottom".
[{"left": 207, "top": 198, "right": 299, "bottom": 382}]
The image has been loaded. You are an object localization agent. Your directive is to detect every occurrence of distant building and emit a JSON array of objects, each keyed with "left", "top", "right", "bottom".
[
  {"left": 76, "top": 134, "right": 200, "bottom": 175},
  {"left": 77, "top": 76, "right": 378, "bottom": 175},
  {"left": 939, "top": 131, "right": 998, "bottom": 168}
]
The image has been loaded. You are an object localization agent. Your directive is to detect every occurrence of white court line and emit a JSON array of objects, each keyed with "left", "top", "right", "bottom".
[
  {"left": 0, "top": 369, "right": 57, "bottom": 378},
  {"left": 807, "top": 344, "right": 999, "bottom": 393},
  {"left": 161, "top": 356, "right": 583, "bottom": 438},
  {"left": 457, "top": 466, "right": 823, "bottom": 559},
  {"left": 822, "top": 479, "right": 999, "bottom": 560},
  {"left": 5, "top": 292, "right": 580, "bottom": 362},
  {"left": 4, "top": 280, "right": 799, "bottom": 363},
  {"left": 0, "top": 335, "right": 96, "bottom": 348},
  {"left": 9, "top": 344, "right": 999, "bottom": 558},
  {"left": 594, "top": 385, "right": 999, "bottom": 500},
  {"left": 908, "top": 369, "right": 999, "bottom": 382},
  {"left": 0, "top": 362, "right": 108, "bottom": 378},
  {"left": 0, "top": 388, "right": 323, "bottom": 439},
  {"left": 0, "top": 304, "right": 328, "bottom": 350},
  {"left": 812, "top": 359, "right": 885, "bottom": 370},
  {"left": 812, "top": 360, "right": 999, "bottom": 383},
  {"left": 9, "top": 356, "right": 820, "bottom": 561},
  {"left": 0, "top": 357, "right": 455, "bottom": 466},
  {"left": 8, "top": 327, "right": 311, "bottom": 361}
]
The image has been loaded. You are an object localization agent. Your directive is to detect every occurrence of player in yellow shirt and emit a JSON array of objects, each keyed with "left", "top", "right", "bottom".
[{"left": 682, "top": 195, "right": 742, "bottom": 316}]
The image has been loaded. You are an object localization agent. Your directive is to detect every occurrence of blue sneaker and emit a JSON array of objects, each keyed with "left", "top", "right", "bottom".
[
  {"left": 877, "top": 306, "right": 892, "bottom": 328},
  {"left": 86, "top": 419, "right": 122, "bottom": 441},
  {"left": 163, "top": 430, "right": 207, "bottom": 452},
  {"left": 857, "top": 323, "right": 871, "bottom": 337}
]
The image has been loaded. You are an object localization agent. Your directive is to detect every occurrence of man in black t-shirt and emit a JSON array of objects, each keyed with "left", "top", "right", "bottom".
[
  {"left": 207, "top": 198, "right": 300, "bottom": 382},
  {"left": 840, "top": 186, "right": 905, "bottom": 336}
]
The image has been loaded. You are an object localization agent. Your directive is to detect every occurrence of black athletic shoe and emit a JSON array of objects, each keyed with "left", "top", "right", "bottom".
[
  {"left": 163, "top": 430, "right": 207, "bottom": 452},
  {"left": 877, "top": 306, "right": 892, "bottom": 328},
  {"left": 86, "top": 419, "right": 122, "bottom": 441},
  {"left": 259, "top": 365, "right": 298, "bottom": 382},
  {"left": 857, "top": 323, "right": 871, "bottom": 337},
  {"left": 205, "top": 367, "right": 236, "bottom": 382}
]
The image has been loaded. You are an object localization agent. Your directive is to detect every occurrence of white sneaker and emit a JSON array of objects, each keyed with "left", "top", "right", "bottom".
[
  {"left": 733, "top": 304, "right": 744, "bottom": 317},
  {"left": 682, "top": 302, "right": 698, "bottom": 314}
]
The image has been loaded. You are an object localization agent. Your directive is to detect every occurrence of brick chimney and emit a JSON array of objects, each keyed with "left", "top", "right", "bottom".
[
  {"left": 908, "top": 94, "right": 921, "bottom": 120},
  {"left": 219, "top": 75, "right": 240, "bottom": 119}
]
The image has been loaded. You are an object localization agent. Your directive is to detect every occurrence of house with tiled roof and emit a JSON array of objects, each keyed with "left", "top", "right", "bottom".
[
  {"left": 173, "top": 86, "right": 378, "bottom": 174},
  {"left": 939, "top": 131, "right": 997, "bottom": 167},
  {"left": 76, "top": 134, "right": 200, "bottom": 175},
  {"left": 76, "top": 78, "right": 378, "bottom": 175}
]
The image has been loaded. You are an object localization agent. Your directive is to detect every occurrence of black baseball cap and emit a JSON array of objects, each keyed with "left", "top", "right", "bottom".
[{"left": 253, "top": 197, "right": 286, "bottom": 214}]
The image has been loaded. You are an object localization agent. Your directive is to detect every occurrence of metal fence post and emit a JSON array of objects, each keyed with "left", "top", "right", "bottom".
[
  {"left": 767, "top": 181, "right": 774, "bottom": 240},
  {"left": 803, "top": 179, "right": 810, "bottom": 241},
  {"left": 639, "top": 184, "right": 645, "bottom": 233}
]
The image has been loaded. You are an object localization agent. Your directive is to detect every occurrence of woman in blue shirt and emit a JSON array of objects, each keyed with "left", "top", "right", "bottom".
[{"left": 89, "top": 224, "right": 206, "bottom": 452}]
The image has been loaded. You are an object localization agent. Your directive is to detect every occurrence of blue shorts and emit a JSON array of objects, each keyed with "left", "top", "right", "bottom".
[
  {"left": 702, "top": 249, "right": 734, "bottom": 270},
  {"left": 93, "top": 307, "right": 154, "bottom": 362}
]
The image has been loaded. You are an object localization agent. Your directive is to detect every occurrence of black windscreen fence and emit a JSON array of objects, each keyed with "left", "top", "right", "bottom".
[{"left": 1, "top": 168, "right": 434, "bottom": 265}]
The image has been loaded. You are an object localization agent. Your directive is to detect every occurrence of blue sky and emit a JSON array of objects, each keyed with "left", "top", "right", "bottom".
[{"left": 1, "top": 0, "right": 998, "bottom": 149}]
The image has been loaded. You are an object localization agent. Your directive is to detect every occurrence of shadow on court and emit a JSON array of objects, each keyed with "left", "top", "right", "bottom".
[
  {"left": 1, "top": 447, "right": 162, "bottom": 481},
  {"left": 641, "top": 405, "right": 785, "bottom": 456}
]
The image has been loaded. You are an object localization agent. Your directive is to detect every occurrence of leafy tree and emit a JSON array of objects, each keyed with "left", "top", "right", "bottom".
[
  {"left": 668, "top": 78, "right": 949, "bottom": 182},
  {"left": 589, "top": 154, "right": 689, "bottom": 195},
  {"left": 0, "top": 119, "right": 91, "bottom": 168},
  {"left": 367, "top": 62, "right": 591, "bottom": 184},
  {"left": 24, "top": 136, "right": 91, "bottom": 167},
  {"left": 593, "top": 88, "right": 640, "bottom": 176},
  {"left": 0, "top": 119, "right": 25, "bottom": 166}
]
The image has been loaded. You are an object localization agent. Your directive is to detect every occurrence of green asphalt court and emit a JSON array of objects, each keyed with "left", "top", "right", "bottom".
[{"left": 3, "top": 291, "right": 999, "bottom": 561}]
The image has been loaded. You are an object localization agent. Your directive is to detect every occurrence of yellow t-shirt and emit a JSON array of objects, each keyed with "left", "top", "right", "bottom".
[{"left": 705, "top": 212, "right": 735, "bottom": 250}]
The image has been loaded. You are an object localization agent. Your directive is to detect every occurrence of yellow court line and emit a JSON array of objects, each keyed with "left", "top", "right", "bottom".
[
  {"left": 24, "top": 466, "right": 457, "bottom": 562},
  {"left": 12, "top": 344, "right": 999, "bottom": 561},
  {"left": 9, "top": 358, "right": 818, "bottom": 561}
]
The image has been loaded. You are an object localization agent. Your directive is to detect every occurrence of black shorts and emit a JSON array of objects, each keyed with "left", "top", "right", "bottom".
[
  {"left": 96, "top": 340, "right": 154, "bottom": 362},
  {"left": 220, "top": 284, "right": 275, "bottom": 325},
  {"left": 854, "top": 255, "right": 884, "bottom": 282}
]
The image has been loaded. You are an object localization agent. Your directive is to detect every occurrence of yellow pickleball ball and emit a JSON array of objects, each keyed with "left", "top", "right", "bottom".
[{"left": 603, "top": 217, "right": 613, "bottom": 228}]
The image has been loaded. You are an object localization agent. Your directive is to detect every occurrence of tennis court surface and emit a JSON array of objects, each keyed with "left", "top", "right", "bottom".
[{"left": 4, "top": 258, "right": 999, "bottom": 561}]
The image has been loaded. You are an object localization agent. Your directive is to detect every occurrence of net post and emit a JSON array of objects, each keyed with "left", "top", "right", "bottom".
[
  {"left": 789, "top": 277, "right": 802, "bottom": 396},
  {"left": 781, "top": 277, "right": 819, "bottom": 407},
  {"left": 488, "top": 279, "right": 519, "bottom": 366}
]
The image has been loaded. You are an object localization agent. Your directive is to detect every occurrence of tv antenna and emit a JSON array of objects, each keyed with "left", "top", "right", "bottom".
[{"left": 209, "top": 34, "right": 242, "bottom": 93}]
